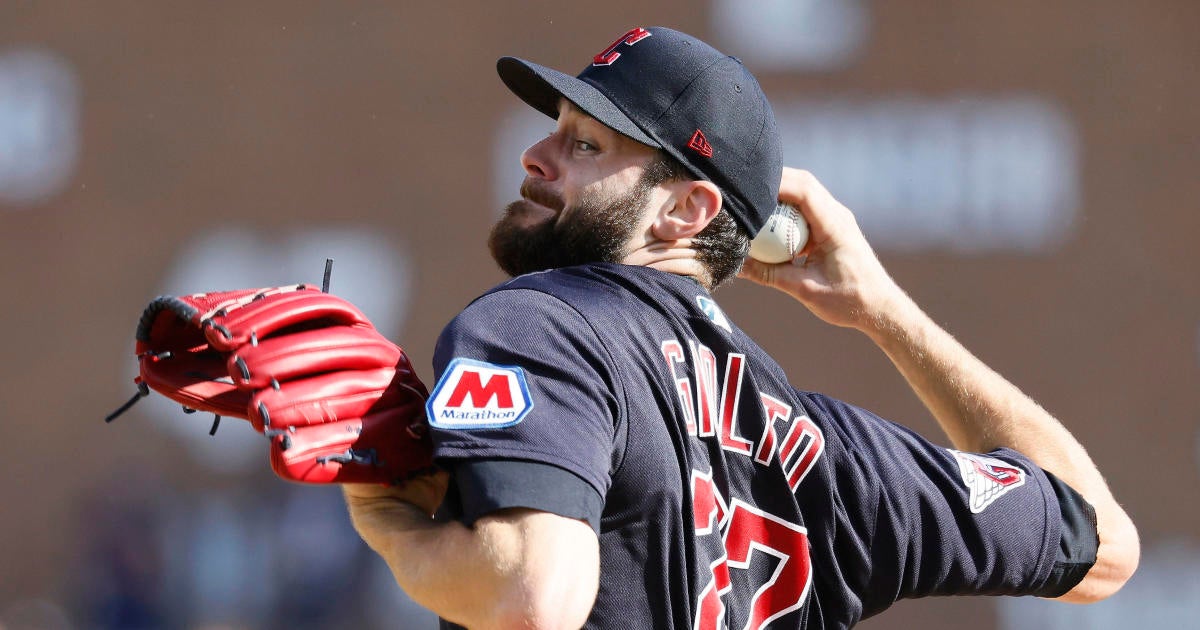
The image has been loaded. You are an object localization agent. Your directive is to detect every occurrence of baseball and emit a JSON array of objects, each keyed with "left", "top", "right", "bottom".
[{"left": 748, "top": 203, "right": 809, "bottom": 264}]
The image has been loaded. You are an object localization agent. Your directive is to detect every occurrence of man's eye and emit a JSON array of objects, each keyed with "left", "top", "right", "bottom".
[{"left": 575, "top": 140, "right": 597, "bottom": 152}]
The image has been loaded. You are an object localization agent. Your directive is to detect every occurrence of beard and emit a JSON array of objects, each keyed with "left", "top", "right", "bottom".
[{"left": 488, "top": 175, "right": 653, "bottom": 278}]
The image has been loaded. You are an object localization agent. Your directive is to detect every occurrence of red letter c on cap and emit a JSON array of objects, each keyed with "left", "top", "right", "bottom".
[{"left": 593, "top": 27, "right": 652, "bottom": 66}]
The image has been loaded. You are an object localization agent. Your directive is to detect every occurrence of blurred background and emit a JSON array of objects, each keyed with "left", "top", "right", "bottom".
[{"left": 1, "top": 1, "right": 1196, "bottom": 628}]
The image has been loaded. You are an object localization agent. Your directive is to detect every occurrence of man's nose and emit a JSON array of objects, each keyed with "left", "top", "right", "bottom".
[{"left": 520, "top": 135, "right": 559, "bottom": 181}]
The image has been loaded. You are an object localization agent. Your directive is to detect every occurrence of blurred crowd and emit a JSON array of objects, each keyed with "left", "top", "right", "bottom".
[{"left": 61, "top": 475, "right": 436, "bottom": 630}]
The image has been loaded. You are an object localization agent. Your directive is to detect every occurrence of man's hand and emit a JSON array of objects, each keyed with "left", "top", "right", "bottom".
[
  {"left": 739, "top": 168, "right": 910, "bottom": 332},
  {"left": 343, "top": 471, "right": 450, "bottom": 518}
]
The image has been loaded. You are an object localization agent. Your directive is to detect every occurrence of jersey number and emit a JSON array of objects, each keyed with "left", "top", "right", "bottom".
[{"left": 691, "top": 471, "right": 813, "bottom": 630}]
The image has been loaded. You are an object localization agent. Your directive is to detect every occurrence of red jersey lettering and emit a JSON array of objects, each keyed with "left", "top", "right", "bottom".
[
  {"left": 755, "top": 394, "right": 792, "bottom": 466},
  {"left": 780, "top": 415, "right": 824, "bottom": 491},
  {"left": 692, "top": 341, "right": 719, "bottom": 437},
  {"left": 718, "top": 354, "right": 753, "bottom": 456},
  {"left": 662, "top": 340, "right": 697, "bottom": 435}
]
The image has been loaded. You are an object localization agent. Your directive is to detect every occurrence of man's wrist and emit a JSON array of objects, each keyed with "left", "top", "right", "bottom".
[
  {"left": 858, "top": 286, "right": 924, "bottom": 344},
  {"left": 343, "top": 471, "right": 449, "bottom": 518}
]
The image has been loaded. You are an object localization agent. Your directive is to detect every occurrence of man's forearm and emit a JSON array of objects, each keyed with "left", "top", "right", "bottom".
[
  {"left": 861, "top": 292, "right": 1139, "bottom": 601},
  {"left": 863, "top": 294, "right": 1065, "bottom": 454},
  {"left": 343, "top": 482, "right": 600, "bottom": 629},
  {"left": 344, "top": 485, "right": 507, "bottom": 627}
]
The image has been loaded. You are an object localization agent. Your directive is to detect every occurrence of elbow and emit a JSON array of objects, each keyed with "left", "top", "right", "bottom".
[
  {"left": 485, "top": 586, "right": 594, "bottom": 630},
  {"left": 1059, "top": 512, "right": 1140, "bottom": 603},
  {"left": 1095, "top": 515, "right": 1141, "bottom": 601},
  {"left": 483, "top": 559, "right": 598, "bottom": 630},
  {"left": 417, "top": 575, "right": 593, "bottom": 630},
  {"left": 491, "top": 605, "right": 587, "bottom": 630}
]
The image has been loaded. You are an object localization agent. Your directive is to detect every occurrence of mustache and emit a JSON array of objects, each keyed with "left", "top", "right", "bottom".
[{"left": 519, "top": 179, "right": 565, "bottom": 212}]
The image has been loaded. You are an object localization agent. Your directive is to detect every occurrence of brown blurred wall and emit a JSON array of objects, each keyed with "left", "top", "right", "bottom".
[{"left": 1, "top": 2, "right": 1196, "bottom": 628}]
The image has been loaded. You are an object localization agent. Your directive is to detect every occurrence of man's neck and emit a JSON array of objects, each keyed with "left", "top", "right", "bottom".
[{"left": 621, "top": 243, "right": 713, "bottom": 290}]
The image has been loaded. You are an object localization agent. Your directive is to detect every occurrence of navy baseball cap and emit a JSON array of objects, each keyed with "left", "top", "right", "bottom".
[{"left": 497, "top": 26, "right": 782, "bottom": 236}]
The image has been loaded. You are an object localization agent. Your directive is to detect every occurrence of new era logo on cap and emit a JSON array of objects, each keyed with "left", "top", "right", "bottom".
[
  {"left": 427, "top": 358, "right": 534, "bottom": 430},
  {"left": 687, "top": 129, "right": 714, "bottom": 158}
]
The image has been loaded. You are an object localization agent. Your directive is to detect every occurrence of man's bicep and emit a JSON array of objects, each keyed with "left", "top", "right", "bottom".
[
  {"left": 426, "top": 289, "right": 612, "bottom": 626},
  {"left": 473, "top": 507, "right": 601, "bottom": 627}
]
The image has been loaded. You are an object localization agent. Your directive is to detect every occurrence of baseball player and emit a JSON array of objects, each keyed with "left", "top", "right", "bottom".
[
  {"left": 117, "top": 25, "right": 1137, "bottom": 630},
  {"left": 336, "top": 27, "right": 1139, "bottom": 629}
]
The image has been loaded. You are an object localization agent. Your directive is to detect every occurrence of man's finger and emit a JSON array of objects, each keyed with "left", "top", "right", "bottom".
[{"left": 738, "top": 258, "right": 775, "bottom": 287}]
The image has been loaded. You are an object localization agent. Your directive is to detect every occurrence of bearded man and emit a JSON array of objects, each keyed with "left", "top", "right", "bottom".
[{"left": 344, "top": 26, "right": 1137, "bottom": 630}]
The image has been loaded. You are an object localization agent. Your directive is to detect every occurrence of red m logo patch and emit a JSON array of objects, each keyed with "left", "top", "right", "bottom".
[
  {"left": 428, "top": 359, "right": 534, "bottom": 429},
  {"left": 446, "top": 371, "right": 514, "bottom": 409}
]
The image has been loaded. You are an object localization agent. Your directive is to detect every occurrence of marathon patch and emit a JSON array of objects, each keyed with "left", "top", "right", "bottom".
[
  {"left": 950, "top": 450, "right": 1027, "bottom": 513},
  {"left": 427, "top": 358, "right": 533, "bottom": 430}
]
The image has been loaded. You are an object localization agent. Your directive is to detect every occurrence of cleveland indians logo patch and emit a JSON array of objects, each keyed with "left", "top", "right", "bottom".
[
  {"left": 427, "top": 358, "right": 533, "bottom": 430},
  {"left": 950, "top": 450, "right": 1027, "bottom": 513}
]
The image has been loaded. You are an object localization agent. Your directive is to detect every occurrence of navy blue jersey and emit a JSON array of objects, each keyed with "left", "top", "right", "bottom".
[{"left": 426, "top": 263, "right": 1094, "bottom": 629}]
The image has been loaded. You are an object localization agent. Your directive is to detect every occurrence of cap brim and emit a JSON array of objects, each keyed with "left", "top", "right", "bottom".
[{"left": 497, "top": 56, "right": 658, "bottom": 147}]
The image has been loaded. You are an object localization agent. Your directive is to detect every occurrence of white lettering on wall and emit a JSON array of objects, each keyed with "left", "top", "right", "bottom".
[
  {"left": 711, "top": 0, "right": 869, "bottom": 72},
  {"left": 776, "top": 96, "right": 1079, "bottom": 253}
]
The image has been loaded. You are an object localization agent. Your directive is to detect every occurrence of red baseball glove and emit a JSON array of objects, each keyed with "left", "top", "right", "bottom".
[{"left": 107, "top": 284, "right": 433, "bottom": 485}]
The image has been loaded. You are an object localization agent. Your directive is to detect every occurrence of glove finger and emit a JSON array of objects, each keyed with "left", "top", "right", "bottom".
[
  {"left": 139, "top": 351, "right": 251, "bottom": 418},
  {"left": 204, "top": 290, "right": 373, "bottom": 352},
  {"left": 268, "top": 407, "right": 433, "bottom": 485},
  {"left": 135, "top": 308, "right": 211, "bottom": 358},
  {"left": 247, "top": 367, "right": 426, "bottom": 431},
  {"left": 228, "top": 327, "right": 401, "bottom": 389},
  {"left": 137, "top": 286, "right": 314, "bottom": 347}
]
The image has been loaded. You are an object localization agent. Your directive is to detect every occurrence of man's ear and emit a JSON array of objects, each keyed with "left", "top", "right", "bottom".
[{"left": 651, "top": 180, "right": 722, "bottom": 240}]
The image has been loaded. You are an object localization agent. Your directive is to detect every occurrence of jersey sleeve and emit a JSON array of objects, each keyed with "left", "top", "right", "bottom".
[
  {"left": 426, "top": 288, "right": 623, "bottom": 507},
  {"left": 799, "top": 391, "right": 1096, "bottom": 617}
]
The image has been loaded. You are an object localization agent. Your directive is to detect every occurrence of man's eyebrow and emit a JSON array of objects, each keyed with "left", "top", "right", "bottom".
[
  {"left": 559, "top": 104, "right": 600, "bottom": 133},
  {"left": 566, "top": 105, "right": 612, "bottom": 137},
  {"left": 558, "top": 98, "right": 584, "bottom": 115}
]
